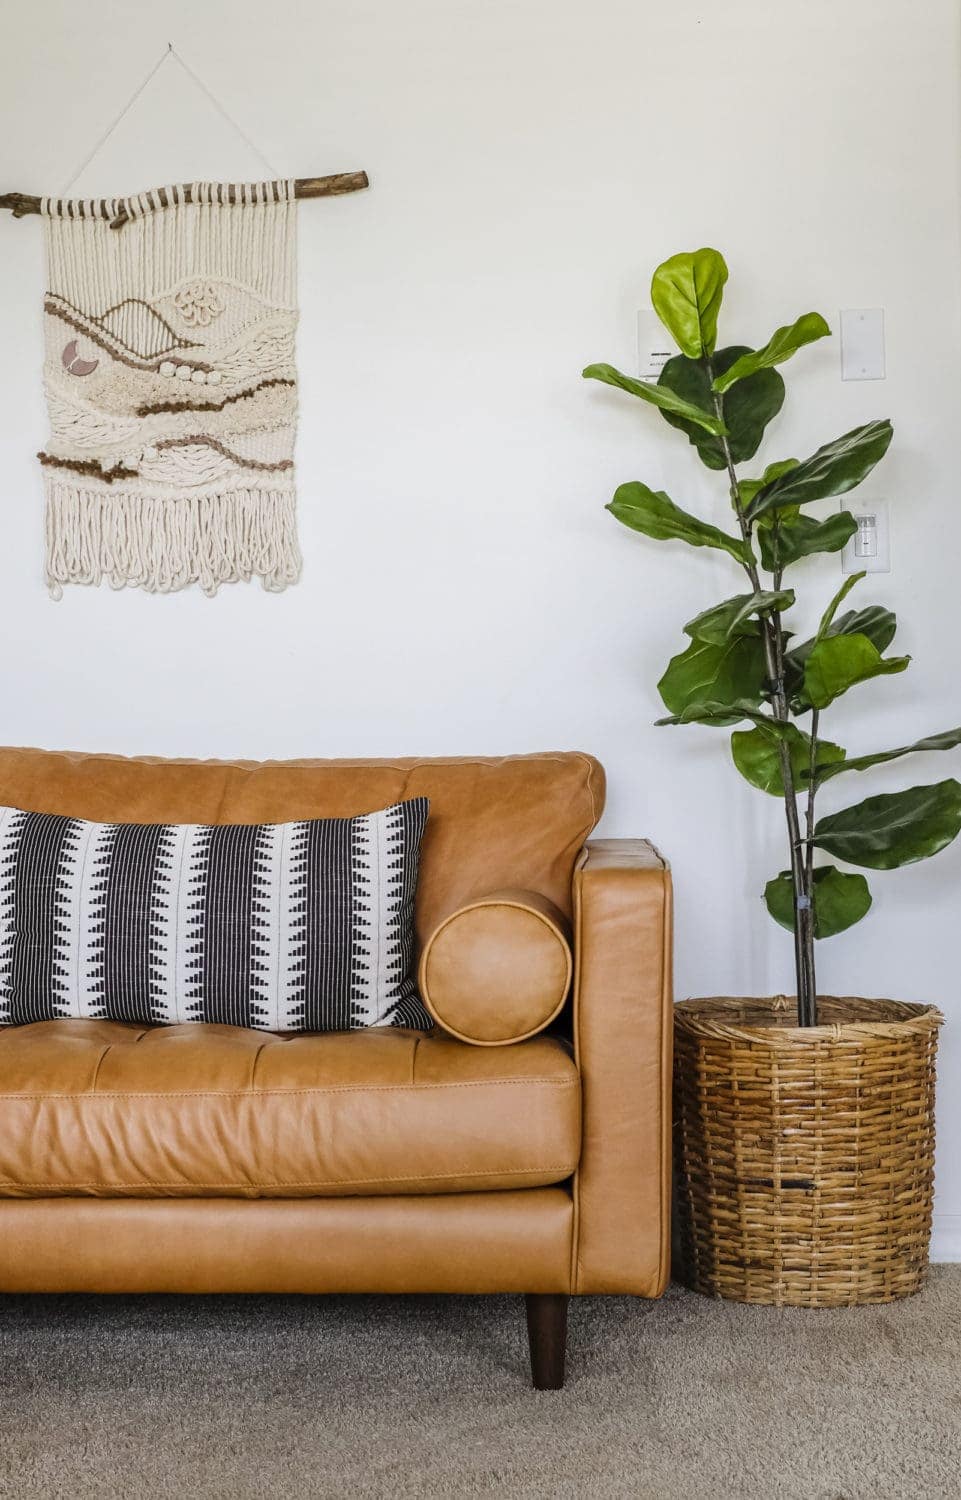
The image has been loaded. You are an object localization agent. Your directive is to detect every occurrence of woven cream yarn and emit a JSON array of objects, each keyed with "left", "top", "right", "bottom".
[{"left": 39, "top": 181, "right": 300, "bottom": 596}]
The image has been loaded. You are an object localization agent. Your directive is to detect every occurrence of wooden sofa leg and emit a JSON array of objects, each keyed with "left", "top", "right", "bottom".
[{"left": 525, "top": 1293, "right": 568, "bottom": 1389}]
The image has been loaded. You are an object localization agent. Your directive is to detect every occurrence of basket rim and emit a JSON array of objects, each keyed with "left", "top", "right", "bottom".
[{"left": 674, "top": 994, "right": 944, "bottom": 1045}]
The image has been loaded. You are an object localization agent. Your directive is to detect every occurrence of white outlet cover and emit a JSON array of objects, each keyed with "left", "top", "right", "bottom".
[
  {"left": 842, "top": 497, "right": 890, "bottom": 574},
  {"left": 840, "top": 308, "right": 885, "bottom": 381}
]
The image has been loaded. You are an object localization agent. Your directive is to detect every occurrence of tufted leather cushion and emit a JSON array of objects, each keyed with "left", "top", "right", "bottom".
[{"left": 0, "top": 1020, "right": 581, "bottom": 1198}]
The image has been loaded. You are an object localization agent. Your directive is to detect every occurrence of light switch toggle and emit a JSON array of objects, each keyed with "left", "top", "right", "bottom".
[{"left": 854, "top": 513, "right": 878, "bottom": 559}]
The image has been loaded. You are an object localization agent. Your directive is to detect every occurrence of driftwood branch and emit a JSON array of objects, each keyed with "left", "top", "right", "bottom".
[{"left": 0, "top": 172, "right": 369, "bottom": 229}]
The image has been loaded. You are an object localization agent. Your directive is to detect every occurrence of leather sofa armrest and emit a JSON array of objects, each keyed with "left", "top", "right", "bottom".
[
  {"left": 571, "top": 839, "right": 673, "bottom": 1295},
  {"left": 418, "top": 889, "right": 572, "bottom": 1046}
]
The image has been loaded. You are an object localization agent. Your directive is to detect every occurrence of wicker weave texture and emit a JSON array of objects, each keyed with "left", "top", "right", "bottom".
[{"left": 673, "top": 995, "right": 943, "bottom": 1307}]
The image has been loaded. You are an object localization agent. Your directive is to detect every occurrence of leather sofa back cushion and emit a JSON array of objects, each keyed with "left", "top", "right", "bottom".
[
  {"left": 419, "top": 889, "right": 572, "bottom": 1045},
  {"left": 0, "top": 749, "right": 604, "bottom": 945}
]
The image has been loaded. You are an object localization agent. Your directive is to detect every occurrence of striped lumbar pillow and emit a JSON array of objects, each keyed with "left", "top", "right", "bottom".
[{"left": 0, "top": 799, "right": 430, "bottom": 1031}]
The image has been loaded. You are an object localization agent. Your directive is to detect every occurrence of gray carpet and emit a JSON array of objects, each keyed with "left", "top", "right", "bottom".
[{"left": 0, "top": 1270, "right": 958, "bottom": 1500}]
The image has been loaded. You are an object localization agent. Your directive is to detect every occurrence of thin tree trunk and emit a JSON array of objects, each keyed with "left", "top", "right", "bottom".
[
  {"left": 801, "top": 708, "right": 821, "bottom": 1023},
  {"left": 710, "top": 381, "right": 814, "bottom": 1027}
]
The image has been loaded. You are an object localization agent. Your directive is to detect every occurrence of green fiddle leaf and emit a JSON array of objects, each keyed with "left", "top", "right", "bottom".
[
  {"left": 757, "top": 511, "right": 857, "bottom": 571},
  {"left": 813, "top": 727, "right": 961, "bottom": 784},
  {"left": 740, "top": 460, "right": 799, "bottom": 513},
  {"left": 606, "top": 483, "right": 750, "bottom": 563},
  {"left": 746, "top": 420, "right": 893, "bottom": 518},
  {"left": 827, "top": 605, "right": 897, "bottom": 653},
  {"left": 813, "top": 779, "right": 961, "bottom": 870},
  {"left": 803, "top": 633, "right": 910, "bottom": 710},
  {"left": 655, "top": 700, "right": 776, "bottom": 727},
  {"left": 683, "top": 589, "right": 795, "bottom": 645},
  {"left": 764, "top": 866, "right": 872, "bottom": 939},
  {"left": 657, "top": 636, "right": 768, "bottom": 724},
  {"left": 731, "top": 721, "right": 845, "bottom": 796},
  {"left": 712, "top": 312, "right": 831, "bottom": 394},
  {"left": 785, "top": 605, "right": 898, "bottom": 701},
  {"left": 583, "top": 362, "right": 726, "bottom": 434},
  {"left": 658, "top": 348, "right": 785, "bottom": 470},
  {"left": 816, "top": 571, "right": 865, "bottom": 641},
  {"left": 650, "top": 248, "right": 728, "bottom": 358}
]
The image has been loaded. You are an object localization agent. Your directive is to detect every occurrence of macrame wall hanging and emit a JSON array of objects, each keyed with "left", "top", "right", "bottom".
[{"left": 0, "top": 46, "right": 368, "bottom": 598}]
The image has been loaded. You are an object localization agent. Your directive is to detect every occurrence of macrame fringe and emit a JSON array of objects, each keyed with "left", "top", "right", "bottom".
[{"left": 44, "top": 484, "right": 302, "bottom": 598}]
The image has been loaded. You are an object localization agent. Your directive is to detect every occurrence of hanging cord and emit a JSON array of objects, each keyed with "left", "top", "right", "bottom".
[
  {"left": 60, "top": 45, "right": 173, "bottom": 194},
  {"left": 167, "top": 47, "right": 279, "bottom": 178},
  {"left": 59, "top": 41, "right": 278, "bottom": 197}
]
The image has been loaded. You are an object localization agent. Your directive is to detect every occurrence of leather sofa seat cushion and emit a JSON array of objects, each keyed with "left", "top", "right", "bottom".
[{"left": 0, "top": 1021, "right": 581, "bottom": 1199}]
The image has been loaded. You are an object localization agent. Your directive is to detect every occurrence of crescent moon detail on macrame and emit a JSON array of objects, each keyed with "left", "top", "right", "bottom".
[{"left": 61, "top": 339, "right": 99, "bottom": 377}]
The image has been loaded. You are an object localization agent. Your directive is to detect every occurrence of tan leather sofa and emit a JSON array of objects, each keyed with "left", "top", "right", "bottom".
[{"left": 0, "top": 747, "right": 672, "bottom": 1388}]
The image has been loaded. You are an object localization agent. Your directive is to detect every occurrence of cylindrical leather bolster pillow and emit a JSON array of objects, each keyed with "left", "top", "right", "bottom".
[{"left": 419, "top": 888, "right": 572, "bottom": 1046}]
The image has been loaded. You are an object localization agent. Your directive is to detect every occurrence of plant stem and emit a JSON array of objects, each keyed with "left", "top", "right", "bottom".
[
  {"left": 801, "top": 708, "right": 820, "bottom": 1022},
  {"left": 709, "top": 377, "right": 814, "bottom": 1027}
]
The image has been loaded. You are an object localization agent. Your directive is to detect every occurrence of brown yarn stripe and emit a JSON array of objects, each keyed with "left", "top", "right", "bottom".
[
  {"left": 37, "top": 453, "right": 138, "bottom": 483},
  {"left": 155, "top": 436, "right": 294, "bottom": 473},
  {"left": 98, "top": 296, "right": 189, "bottom": 353},
  {"left": 44, "top": 296, "right": 209, "bottom": 373},
  {"left": 39, "top": 438, "right": 293, "bottom": 484},
  {"left": 136, "top": 378, "right": 296, "bottom": 418}
]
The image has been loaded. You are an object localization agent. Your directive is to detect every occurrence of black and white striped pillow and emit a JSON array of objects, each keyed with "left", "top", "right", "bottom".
[{"left": 0, "top": 799, "right": 431, "bottom": 1032}]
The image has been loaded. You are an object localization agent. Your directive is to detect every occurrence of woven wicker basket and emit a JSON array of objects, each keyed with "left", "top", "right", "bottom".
[{"left": 673, "top": 995, "right": 943, "bottom": 1307}]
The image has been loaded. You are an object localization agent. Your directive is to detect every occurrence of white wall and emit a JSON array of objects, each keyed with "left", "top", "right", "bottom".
[{"left": 1, "top": 0, "right": 960, "bottom": 1255}]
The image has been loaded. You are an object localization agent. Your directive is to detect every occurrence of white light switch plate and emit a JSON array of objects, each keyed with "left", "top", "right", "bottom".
[
  {"left": 840, "top": 308, "right": 885, "bottom": 381},
  {"left": 842, "top": 497, "right": 890, "bottom": 574},
  {"left": 637, "top": 309, "right": 672, "bottom": 382}
]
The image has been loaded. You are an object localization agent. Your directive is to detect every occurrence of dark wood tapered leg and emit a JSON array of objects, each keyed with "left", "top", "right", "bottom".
[{"left": 525, "top": 1293, "right": 568, "bottom": 1389}]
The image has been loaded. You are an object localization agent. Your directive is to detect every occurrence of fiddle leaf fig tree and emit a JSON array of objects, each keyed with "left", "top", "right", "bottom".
[{"left": 585, "top": 249, "right": 961, "bottom": 1026}]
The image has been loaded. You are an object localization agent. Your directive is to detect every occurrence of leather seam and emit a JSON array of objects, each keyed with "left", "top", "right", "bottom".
[
  {"left": 571, "top": 858, "right": 585, "bottom": 1293},
  {"left": 0, "top": 1077, "right": 579, "bottom": 1100},
  {"left": 88, "top": 1045, "right": 112, "bottom": 1093},
  {"left": 9, "top": 749, "right": 595, "bottom": 775},
  {"left": 249, "top": 1041, "right": 269, "bottom": 1090},
  {"left": 576, "top": 752, "right": 603, "bottom": 828},
  {"left": 658, "top": 872, "right": 672, "bottom": 1294},
  {"left": 0, "top": 1164, "right": 580, "bottom": 1189}
]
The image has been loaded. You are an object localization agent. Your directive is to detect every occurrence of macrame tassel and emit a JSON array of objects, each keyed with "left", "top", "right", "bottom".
[{"left": 44, "top": 484, "right": 302, "bottom": 599}]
